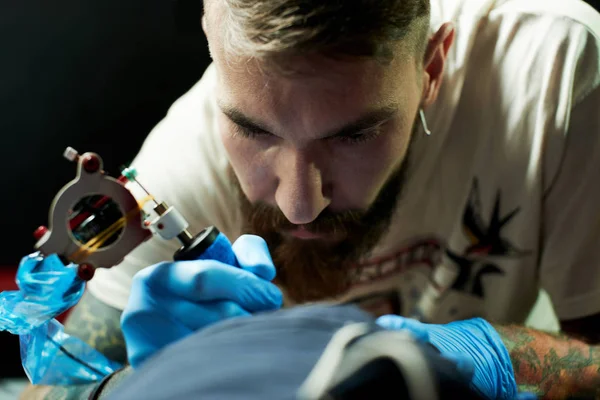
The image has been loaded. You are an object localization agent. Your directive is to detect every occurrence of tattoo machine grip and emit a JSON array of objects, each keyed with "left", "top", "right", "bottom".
[{"left": 173, "top": 226, "right": 239, "bottom": 267}]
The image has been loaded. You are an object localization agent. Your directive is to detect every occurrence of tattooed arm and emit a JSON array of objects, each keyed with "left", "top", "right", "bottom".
[
  {"left": 19, "top": 291, "right": 133, "bottom": 400},
  {"left": 495, "top": 314, "right": 600, "bottom": 400}
]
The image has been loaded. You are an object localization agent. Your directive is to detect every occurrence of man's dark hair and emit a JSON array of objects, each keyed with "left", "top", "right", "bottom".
[{"left": 207, "top": 0, "right": 431, "bottom": 64}]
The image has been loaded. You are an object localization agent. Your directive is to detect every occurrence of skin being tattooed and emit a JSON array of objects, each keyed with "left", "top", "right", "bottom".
[
  {"left": 19, "top": 292, "right": 132, "bottom": 400},
  {"left": 495, "top": 325, "right": 600, "bottom": 399}
]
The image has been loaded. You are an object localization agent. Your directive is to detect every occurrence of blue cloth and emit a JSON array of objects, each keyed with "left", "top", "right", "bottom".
[
  {"left": 112, "top": 305, "right": 374, "bottom": 400},
  {"left": 109, "top": 305, "right": 490, "bottom": 400}
]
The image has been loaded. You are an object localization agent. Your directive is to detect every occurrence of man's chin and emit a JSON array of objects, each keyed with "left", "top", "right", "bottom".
[{"left": 271, "top": 237, "right": 353, "bottom": 303}]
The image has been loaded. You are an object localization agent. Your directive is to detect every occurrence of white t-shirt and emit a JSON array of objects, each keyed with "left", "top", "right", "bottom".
[{"left": 88, "top": 0, "right": 600, "bottom": 327}]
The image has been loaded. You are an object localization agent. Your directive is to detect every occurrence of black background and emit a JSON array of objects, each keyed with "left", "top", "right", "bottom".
[
  {"left": 0, "top": 0, "right": 210, "bottom": 264},
  {"left": 0, "top": 0, "right": 210, "bottom": 377}
]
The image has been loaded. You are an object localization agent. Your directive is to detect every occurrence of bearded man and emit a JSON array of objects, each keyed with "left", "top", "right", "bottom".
[{"left": 21, "top": 0, "right": 600, "bottom": 398}]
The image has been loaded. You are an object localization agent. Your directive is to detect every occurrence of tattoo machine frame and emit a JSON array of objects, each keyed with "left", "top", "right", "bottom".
[{"left": 33, "top": 146, "right": 223, "bottom": 281}]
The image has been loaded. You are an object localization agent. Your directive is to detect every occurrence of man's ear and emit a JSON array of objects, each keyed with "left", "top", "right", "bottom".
[
  {"left": 421, "top": 22, "right": 455, "bottom": 108},
  {"left": 202, "top": 14, "right": 208, "bottom": 36},
  {"left": 202, "top": 14, "right": 215, "bottom": 59}
]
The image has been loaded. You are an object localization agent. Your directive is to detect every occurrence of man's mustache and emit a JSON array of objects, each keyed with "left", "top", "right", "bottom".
[{"left": 245, "top": 202, "right": 368, "bottom": 236}]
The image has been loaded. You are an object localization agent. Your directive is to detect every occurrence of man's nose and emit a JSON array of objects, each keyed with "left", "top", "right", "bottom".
[{"left": 274, "top": 147, "right": 331, "bottom": 225}]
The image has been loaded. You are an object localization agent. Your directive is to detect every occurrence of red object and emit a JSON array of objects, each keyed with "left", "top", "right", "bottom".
[
  {"left": 33, "top": 226, "right": 48, "bottom": 241},
  {"left": 68, "top": 195, "right": 111, "bottom": 230},
  {"left": 77, "top": 264, "right": 95, "bottom": 281},
  {"left": 68, "top": 175, "right": 127, "bottom": 231},
  {"left": 82, "top": 154, "right": 100, "bottom": 173},
  {"left": 0, "top": 267, "right": 18, "bottom": 291}
]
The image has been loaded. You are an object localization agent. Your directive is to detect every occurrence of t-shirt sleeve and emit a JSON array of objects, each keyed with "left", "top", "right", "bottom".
[
  {"left": 539, "top": 20, "right": 600, "bottom": 320},
  {"left": 87, "top": 64, "right": 242, "bottom": 310}
]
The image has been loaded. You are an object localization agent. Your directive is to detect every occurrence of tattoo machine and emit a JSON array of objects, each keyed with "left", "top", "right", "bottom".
[
  {"left": 34, "top": 146, "right": 237, "bottom": 281},
  {"left": 0, "top": 146, "right": 236, "bottom": 385}
]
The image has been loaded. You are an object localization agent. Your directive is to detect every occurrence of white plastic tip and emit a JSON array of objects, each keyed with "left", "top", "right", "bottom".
[{"left": 63, "top": 147, "right": 79, "bottom": 161}]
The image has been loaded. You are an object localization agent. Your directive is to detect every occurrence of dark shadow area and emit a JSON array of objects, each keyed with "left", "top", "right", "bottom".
[
  {"left": 0, "top": 0, "right": 210, "bottom": 377},
  {"left": 0, "top": 0, "right": 210, "bottom": 264}
]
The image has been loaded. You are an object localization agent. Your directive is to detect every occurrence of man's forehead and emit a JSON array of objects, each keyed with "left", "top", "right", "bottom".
[
  {"left": 215, "top": 51, "right": 414, "bottom": 107},
  {"left": 213, "top": 53, "right": 415, "bottom": 140}
]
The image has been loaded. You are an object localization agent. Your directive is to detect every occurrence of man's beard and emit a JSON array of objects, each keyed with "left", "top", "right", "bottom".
[{"left": 233, "top": 143, "right": 412, "bottom": 304}]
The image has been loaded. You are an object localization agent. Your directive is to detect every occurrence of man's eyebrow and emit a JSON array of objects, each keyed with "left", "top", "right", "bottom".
[
  {"left": 218, "top": 102, "right": 398, "bottom": 138},
  {"left": 219, "top": 104, "right": 273, "bottom": 133},
  {"left": 324, "top": 105, "right": 398, "bottom": 139}
]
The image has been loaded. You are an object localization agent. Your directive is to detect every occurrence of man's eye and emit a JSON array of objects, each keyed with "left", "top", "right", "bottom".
[
  {"left": 336, "top": 127, "right": 383, "bottom": 145},
  {"left": 339, "top": 132, "right": 369, "bottom": 144},
  {"left": 232, "top": 124, "right": 269, "bottom": 139}
]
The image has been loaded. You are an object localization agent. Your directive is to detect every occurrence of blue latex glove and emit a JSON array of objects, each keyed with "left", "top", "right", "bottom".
[
  {"left": 121, "top": 234, "right": 283, "bottom": 368},
  {"left": 376, "top": 315, "right": 525, "bottom": 400}
]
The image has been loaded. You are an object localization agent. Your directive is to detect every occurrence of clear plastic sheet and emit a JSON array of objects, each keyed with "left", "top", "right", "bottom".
[
  {"left": 0, "top": 253, "right": 83, "bottom": 335},
  {"left": 20, "top": 318, "right": 122, "bottom": 385},
  {"left": 0, "top": 253, "right": 122, "bottom": 384}
]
